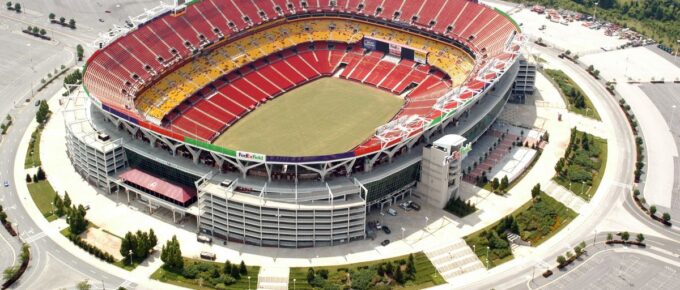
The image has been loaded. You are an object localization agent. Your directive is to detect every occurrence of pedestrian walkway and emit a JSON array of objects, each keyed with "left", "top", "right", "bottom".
[
  {"left": 543, "top": 180, "right": 588, "bottom": 212},
  {"left": 424, "top": 238, "right": 485, "bottom": 282},
  {"left": 256, "top": 266, "right": 289, "bottom": 290}
]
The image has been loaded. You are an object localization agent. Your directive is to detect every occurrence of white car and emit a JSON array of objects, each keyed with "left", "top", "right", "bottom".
[{"left": 387, "top": 208, "right": 398, "bottom": 216}]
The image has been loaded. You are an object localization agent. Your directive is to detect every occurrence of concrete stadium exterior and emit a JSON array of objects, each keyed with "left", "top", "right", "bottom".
[{"left": 70, "top": 0, "right": 523, "bottom": 247}]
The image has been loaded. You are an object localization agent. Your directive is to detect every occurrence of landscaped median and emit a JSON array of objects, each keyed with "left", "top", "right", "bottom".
[
  {"left": 464, "top": 190, "right": 577, "bottom": 268},
  {"left": 544, "top": 69, "right": 601, "bottom": 120},
  {"left": 151, "top": 258, "right": 260, "bottom": 290},
  {"left": 553, "top": 128, "right": 607, "bottom": 201},
  {"left": 288, "top": 252, "right": 445, "bottom": 290}
]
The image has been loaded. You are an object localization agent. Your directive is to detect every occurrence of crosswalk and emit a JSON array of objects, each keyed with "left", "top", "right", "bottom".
[
  {"left": 256, "top": 266, "right": 289, "bottom": 290},
  {"left": 544, "top": 180, "right": 588, "bottom": 212},
  {"left": 424, "top": 238, "right": 486, "bottom": 282},
  {"left": 22, "top": 231, "right": 46, "bottom": 244}
]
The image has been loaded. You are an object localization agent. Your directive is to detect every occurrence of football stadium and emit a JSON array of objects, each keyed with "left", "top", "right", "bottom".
[{"left": 68, "top": 0, "right": 523, "bottom": 248}]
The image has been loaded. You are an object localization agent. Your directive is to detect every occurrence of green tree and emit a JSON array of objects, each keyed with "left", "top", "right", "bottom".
[
  {"left": 351, "top": 269, "right": 375, "bottom": 290},
  {"left": 53, "top": 193, "right": 64, "bottom": 216},
  {"left": 650, "top": 205, "right": 657, "bottom": 215},
  {"left": 230, "top": 265, "right": 240, "bottom": 279},
  {"left": 607, "top": 233, "right": 613, "bottom": 241},
  {"left": 69, "top": 18, "right": 76, "bottom": 28},
  {"left": 531, "top": 183, "right": 541, "bottom": 199},
  {"left": 306, "top": 268, "right": 315, "bottom": 283},
  {"left": 239, "top": 260, "right": 247, "bottom": 275},
  {"left": 66, "top": 205, "right": 88, "bottom": 235},
  {"left": 160, "top": 235, "right": 183, "bottom": 272},
  {"left": 76, "top": 44, "right": 84, "bottom": 61},
  {"left": 76, "top": 280, "right": 91, "bottom": 290},
  {"left": 491, "top": 178, "right": 499, "bottom": 190},
  {"left": 39, "top": 28, "right": 46, "bottom": 36},
  {"left": 49, "top": 13, "right": 55, "bottom": 20},
  {"left": 5, "top": 2, "right": 11, "bottom": 10},
  {"left": 36, "top": 166, "right": 46, "bottom": 180},
  {"left": 500, "top": 175, "right": 509, "bottom": 191},
  {"left": 32, "top": 26, "right": 39, "bottom": 34},
  {"left": 63, "top": 191, "right": 71, "bottom": 208},
  {"left": 0, "top": 211, "right": 7, "bottom": 224},
  {"left": 663, "top": 212, "right": 671, "bottom": 222},
  {"left": 394, "top": 266, "right": 405, "bottom": 284},
  {"left": 13, "top": 2, "right": 19, "bottom": 12},
  {"left": 224, "top": 260, "right": 232, "bottom": 275},
  {"left": 621, "top": 231, "right": 630, "bottom": 241},
  {"left": 556, "top": 255, "right": 566, "bottom": 265},
  {"left": 636, "top": 233, "right": 645, "bottom": 243},
  {"left": 59, "top": 16, "right": 65, "bottom": 24},
  {"left": 120, "top": 232, "right": 135, "bottom": 263},
  {"left": 36, "top": 100, "right": 51, "bottom": 124},
  {"left": 148, "top": 229, "right": 158, "bottom": 249},
  {"left": 26, "top": 173, "right": 32, "bottom": 183}
]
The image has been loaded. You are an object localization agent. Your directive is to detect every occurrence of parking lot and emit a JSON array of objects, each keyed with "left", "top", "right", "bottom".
[
  {"left": 543, "top": 252, "right": 680, "bottom": 289},
  {"left": 365, "top": 195, "right": 450, "bottom": 245}
]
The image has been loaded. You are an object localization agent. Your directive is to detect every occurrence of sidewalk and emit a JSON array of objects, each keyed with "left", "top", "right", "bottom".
[{"left": 13, "top": 91, "right": 186, "bottom": 290}]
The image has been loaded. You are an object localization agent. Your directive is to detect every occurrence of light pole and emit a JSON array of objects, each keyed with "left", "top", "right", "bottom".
[
  {"left": 248, "top": 276, "right": 251, "bottom": 290},
  {"left": 581, "top": 181, "right": 586, "bottom": 196},
  {"left": 593, "top": 229, "right": 598, "bottom": 245},
  {"left": 670, "top": 105, "right": 677, "bottom": 132},
  {"left": 486, "top": 246, "right": 490, "bottom": 269},
  {"left": 293, "top": 278, "right": 296, "bottom": 290},
  {"left": 401, "top": 227, "right": 405, "bottom": 240},
  {"left": 424, "top": 216, "right": 429, "bottom": 227},
  {"left": 128, "top": 249, "right": 133, "bottom": 265},
  {"left": 50, "top": 202, "right": 55, "bottom": 216}
]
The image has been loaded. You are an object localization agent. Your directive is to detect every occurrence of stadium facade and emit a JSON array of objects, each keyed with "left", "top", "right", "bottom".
[{"left": 68, "top": 0, "right": 523, "bottom": 247}]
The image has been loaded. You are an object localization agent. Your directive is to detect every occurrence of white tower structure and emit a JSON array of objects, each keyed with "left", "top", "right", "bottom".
[{"left": 416, "top": 134, "right": 469, "bottom": 208}]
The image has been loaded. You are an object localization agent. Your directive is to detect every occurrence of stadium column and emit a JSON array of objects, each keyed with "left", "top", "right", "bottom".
[{"left": 185, "top": 145, "right": 201, "bottom": 164}]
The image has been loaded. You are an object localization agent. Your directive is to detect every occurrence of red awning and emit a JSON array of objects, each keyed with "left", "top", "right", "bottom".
[{"left": 120, "top": 169, "right": 195, "bottom": 203}]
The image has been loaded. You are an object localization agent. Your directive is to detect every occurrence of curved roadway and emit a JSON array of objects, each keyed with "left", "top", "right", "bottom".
[{"left": 1, "top": 2, "right": 677, "bottom": 290}]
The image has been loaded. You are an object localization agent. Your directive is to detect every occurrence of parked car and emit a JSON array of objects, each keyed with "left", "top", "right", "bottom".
[
  {"left": 381, "top": 239, "right": 390, "bottom": 246},
  {"left": 387, "top": 208, "right": 397, "bottom": 216},
  {"left": 200, "top": 251, "right": 216, "bottom": 261},
  {"left": 3, "top": 181, "right": 9, "bottom": 187},
  {"left": 382, "top": 225, "right": 391, "bottom": 234},
  {"left": 197, "top": 235, "right": 212, "bottom": 244},
  {"left": 409, "top": 202, "right": 421, "bottom": 211}
]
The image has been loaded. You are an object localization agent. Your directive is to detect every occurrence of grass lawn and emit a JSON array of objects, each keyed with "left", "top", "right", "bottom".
[
  {"left": 288, "top": 252, "right": 444, "bottom": 290},
  {"left": 213, "top": 77, "right": 404, "bottom": 156},
  {"left": 114, "top": 257, "right": 144, "bottom": 271},
  {"left": 24, "top": 127, "right": 42, "bottom": 168},
  {"left": 544, "top": 69, "right": 601, "bottom": 121},
  {"left": 554, "top": 131, "right": 608, "bottom": 201},
  {"left": 151, "top": 258, "right": 260, "bottom": 290},
  {"left": 27, "top": 180, "right": 57, "bottom": 221}
]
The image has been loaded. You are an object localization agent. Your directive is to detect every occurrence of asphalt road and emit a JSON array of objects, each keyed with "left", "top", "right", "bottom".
[
  {"left": 0, "top": 78, "right": 127, "bottom": 289},
  {"left": 0, "top": 1, "right": 674, "bottom": 289},
  {"left": 446, "top": 40, "right": 638, "bottom": 289}
]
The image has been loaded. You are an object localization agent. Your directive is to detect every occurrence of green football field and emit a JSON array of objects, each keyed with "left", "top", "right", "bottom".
[{"left": 213, "top": 78, "right": 404, "bottom": 156}]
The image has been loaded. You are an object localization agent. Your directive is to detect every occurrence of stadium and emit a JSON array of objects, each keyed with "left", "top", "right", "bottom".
[{"left": 69, "top": 0, "right": 523, "bottom": 248}]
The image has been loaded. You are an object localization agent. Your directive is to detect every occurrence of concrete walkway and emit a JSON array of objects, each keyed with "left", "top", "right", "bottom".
[
  {"left": 13, "top": 94, "right": 185, "bottom": 290},
  {"left": 544, "top": 180, "right": 588, "bottom": 213},
  {"left": 256, "top": 266, "right": 289, "bottom": 290}
]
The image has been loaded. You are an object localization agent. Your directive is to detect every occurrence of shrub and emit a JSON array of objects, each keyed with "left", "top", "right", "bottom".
[{"left": 662, "top": 212, "right": 671, "bottom": 222}]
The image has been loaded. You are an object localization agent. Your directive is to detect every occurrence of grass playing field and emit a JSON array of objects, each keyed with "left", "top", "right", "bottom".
[{"left": 213, "top": 78, "right": 404, "bottom": 156}]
